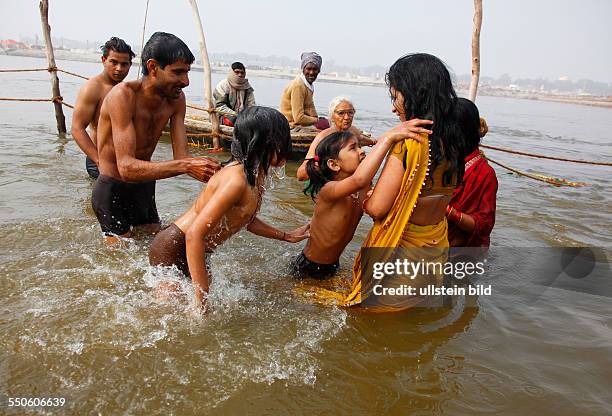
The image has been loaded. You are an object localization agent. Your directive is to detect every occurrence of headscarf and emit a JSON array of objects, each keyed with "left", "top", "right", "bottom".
[
  {"left": 227, "top": 69, "right": 252, "bottom": 90},
  {"left": 300, "top": 52, "right": 322, "bottom": 71}
]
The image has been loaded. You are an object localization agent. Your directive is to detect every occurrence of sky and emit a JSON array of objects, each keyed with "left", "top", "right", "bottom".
[{"left": 1, "top": 0, "right": 611, "bottom": 83}]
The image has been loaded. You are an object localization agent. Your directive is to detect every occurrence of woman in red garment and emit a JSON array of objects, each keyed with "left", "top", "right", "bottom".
[{"left": 446, "top": 98, "right": 498, "bottom": 247}]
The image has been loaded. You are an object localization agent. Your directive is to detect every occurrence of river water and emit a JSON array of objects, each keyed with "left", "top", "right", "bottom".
[{"left": 1, "top": 55, "right": 611, "bottom": 415}]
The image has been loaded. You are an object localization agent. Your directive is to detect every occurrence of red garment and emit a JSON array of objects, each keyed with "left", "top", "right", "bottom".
[
  {"left": 221, "top": 116, "right": 235, "bottom": 127},
  {"left": 448, "top": 148, "right": 498, "bottom": 247}
]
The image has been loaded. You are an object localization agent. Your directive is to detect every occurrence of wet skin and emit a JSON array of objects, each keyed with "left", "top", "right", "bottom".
[{"left": 71, "top": 50, "right": 133, "bottom": 164}]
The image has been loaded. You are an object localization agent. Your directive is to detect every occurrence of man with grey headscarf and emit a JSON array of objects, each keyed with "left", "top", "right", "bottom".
[
  {"left": 280, "top": 52, "right": 329, "bottom": 130},
  {"left": 214, "top": 62, "right": 256, "bottom": 126}
]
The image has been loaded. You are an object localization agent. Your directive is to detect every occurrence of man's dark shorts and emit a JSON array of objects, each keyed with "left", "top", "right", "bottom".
[
  {"left": 92, "top": 174, "right": 160, "bottom": 235},
  {"left": 85, "top": 156, "right": 99, "bottom": 179}
]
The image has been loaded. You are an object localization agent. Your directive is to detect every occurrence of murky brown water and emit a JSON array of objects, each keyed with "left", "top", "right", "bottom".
[{"left": 1, "top": 55, "right": 611, "bottom": 415}]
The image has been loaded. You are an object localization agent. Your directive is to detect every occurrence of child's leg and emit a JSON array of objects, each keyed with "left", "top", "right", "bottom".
[
  {"left": 149, "top": 224, "right": 190, "bottom": 277},
  {"left": 150, "top": 224, "right": 191, "bottom": 300}
]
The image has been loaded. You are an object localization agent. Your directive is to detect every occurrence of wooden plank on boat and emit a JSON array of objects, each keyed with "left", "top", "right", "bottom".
[{"left": 183, "top": 112, "right": 320, "bottom": 157}]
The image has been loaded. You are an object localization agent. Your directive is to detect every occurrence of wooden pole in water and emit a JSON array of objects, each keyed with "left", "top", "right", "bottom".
[
  {"left": 468, "top": 0, "right": 483, "bottom": 102},
  {"left": 136, "top": 0, "right": 150, "bottom": 79},
  {"left": 39, "top": 0, "right": 66, "bottom": 134},
  {"left": 188, "top": 0, "right": 221, "bottom": 149}
]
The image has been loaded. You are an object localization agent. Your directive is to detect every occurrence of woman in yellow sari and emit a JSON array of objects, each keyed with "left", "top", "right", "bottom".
[{"left": 304, "top": 53, "right": 466, "bottom": 310}]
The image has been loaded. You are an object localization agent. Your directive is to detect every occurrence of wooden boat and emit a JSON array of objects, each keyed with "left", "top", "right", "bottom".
[
  {"left": 183, "top": 113, "right": 318, "bottom": 160},
  {"left": 181, "top": 113, "right": 372, "bottom": 160}
]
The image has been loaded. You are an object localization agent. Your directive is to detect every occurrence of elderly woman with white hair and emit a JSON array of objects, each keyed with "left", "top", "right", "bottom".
[{"left": 296, "top": 96, "right": 376, "bottom": 181}]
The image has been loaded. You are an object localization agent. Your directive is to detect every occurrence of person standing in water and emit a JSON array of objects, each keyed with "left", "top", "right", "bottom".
[
  {"left": 149, "top": 106, "right": 309, "bottom": 310},
  {"left": 447, "top": 99, "right": 498, "bottom": 248},
  {"left": 93, "top": 32, "right": 220, "bottom": 244},
  {"left": 72, "top": 37, "right": 135, "bottom": 179},
  {"left": 293, "top": 119, "right": 431, "bottom": 279}
]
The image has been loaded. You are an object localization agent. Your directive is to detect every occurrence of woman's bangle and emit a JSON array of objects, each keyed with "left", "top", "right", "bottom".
[
  {"left": 454, "top": 210, "right": 462, "bottom": 223},
  {"left": 446, "top": 206, "right": 462, "bottom": 224}
]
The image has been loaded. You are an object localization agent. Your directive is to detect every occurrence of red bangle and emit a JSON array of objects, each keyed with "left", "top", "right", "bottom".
[
  {"left": 446, "top": 206, "right": 462, "bottom": 223},
  {"left": 454, "top": 209, "right": 462, "bottom": 223}
]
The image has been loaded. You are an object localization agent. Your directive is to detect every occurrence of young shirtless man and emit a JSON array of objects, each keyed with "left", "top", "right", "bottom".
[
  {"left": 72, "top": 37, "right": 134, "bottom": 179},
  {"left": 93, "top": 32, "right": 220, "bottom": 243}
]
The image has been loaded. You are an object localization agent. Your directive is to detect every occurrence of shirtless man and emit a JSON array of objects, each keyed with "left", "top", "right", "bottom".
[
  {"left": 72, "top": 37, "right": 134, "bottom": 179},
  {"left": 93, "top": 32, "right": 220, "bottom": 243}
]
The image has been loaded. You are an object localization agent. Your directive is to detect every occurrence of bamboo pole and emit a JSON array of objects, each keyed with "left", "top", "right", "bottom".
[
  {"left": 39, "top": 0, "right": 66, "bottom": 134},
  {"left": 188, "top": 0, "right": 221, "bottom": 149},
  {"left": 468, "top": 0, "right": 483, "bottom": 102},
  {"left": 136, "top": 0, "right": 150, "bottom": 79}
]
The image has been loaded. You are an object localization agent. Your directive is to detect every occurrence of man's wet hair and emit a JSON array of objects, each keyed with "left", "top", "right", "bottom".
[
  {"left": 100, "top": 37, "right": 135, "bottom": 60},
  {"left": 230, "top": 106, "right": 291, "bottom": 187},
  {"left": 141, "top": 32, "right": 195, "bottom": 76},
  {"left": 231, "top": 62, "right": 245, "bottom": 71}
]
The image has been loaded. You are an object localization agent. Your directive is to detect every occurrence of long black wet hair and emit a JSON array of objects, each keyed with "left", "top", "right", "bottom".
[
  {"left": 303, "top": 131, "right": 354, "bottom": 199},
  {"left": 386, "top": 53, "right": 466, "bottom": 186},
  {"left": 451, "top": 98, "right": 482, "bottom": 155},
  {"left": 229, "top": 106, "right": 291, "bottom": 186}
]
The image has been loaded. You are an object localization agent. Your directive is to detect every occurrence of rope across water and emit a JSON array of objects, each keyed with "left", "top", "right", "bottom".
[
  {"left": 0, "top": 67, "right": 215, "bottom": 113},
  {"left": 481, "top": 143, "right": 611, "bottom": 167}
]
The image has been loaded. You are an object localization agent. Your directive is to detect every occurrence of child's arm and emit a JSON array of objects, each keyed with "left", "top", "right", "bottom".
[
  {"left": 349, "top": 126, "right": 377, "bottom": 147},
  {"left": 247, "top": 217, "right": 310, "bottom": 243},
  {"left": 185, "top": 178, "right": 244, "bottom": 307},
  {"left": 320, "top": 119, "right": 432, "bottom": 201}
]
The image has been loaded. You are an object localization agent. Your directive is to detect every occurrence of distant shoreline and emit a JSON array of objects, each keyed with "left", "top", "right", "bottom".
[{"left": 3, "top": 49, "right": 611, "bottom": 109}]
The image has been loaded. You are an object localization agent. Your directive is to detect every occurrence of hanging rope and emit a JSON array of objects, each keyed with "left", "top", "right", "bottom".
[
  {"left": 0, "top": 67, "right": 89, "bottom": 80},
  {"left": 0, "top": 96, "right": 74, "bottom": 109},
  {"left": 57, "top": 68, "right": 89, "bottom": 80},
  {"left": 187, "top": 139, "right": 210, "bottom": 148},
  {"left": 186, "top": 103, "right": 216, "bottom": 114},
  {"left": 186, "top": 132, "right": 215, "bottom": 137},
  {"left": 0, "top": 68, "right": 49, "bottom": 73},
  {"left": 136, "top": 0, "right": 151, "bottom": 79},
  {"left": 1, "top": 67, "right": 220, "bottom": 114},
  {"left": 481, "top": 143, "right": 611, "bottom": 166}
]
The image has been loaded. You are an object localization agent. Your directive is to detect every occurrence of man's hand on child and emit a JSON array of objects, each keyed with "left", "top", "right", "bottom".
[
  {"left": 383, "top": 119, "right": 433, "bottom": 143},
  {"left": 186, "top": 157, "right": 221, "bottom": 182},
  {"left": 284, "top": 223, "right": 311, "bottom": 243}
]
